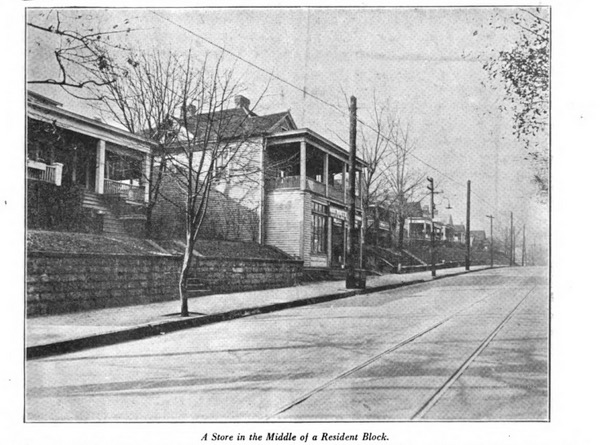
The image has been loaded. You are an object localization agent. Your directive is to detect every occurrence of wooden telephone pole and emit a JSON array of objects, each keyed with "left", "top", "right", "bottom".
[
  {"left": 346, "top": 96, "right": 363, "bottom": 288},
  {"left": 510, "top": 211, "right": 514, "bottom": 266},
  {"left": 486, "top": 214, "right": 495, "bottom": 268},
  {"left": 465, "top": 180, "right": 471, "bottom": 271},
  {"left": 520, "top": 224, "right": 527, "bottom": 266}
]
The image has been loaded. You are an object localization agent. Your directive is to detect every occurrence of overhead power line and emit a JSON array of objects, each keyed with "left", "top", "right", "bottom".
[{"left": 149, "top": 10, "right": 529, "bottom": 227}]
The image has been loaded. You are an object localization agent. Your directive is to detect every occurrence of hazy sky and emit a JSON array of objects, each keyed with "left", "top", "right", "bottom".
[{"left": 27, "top": 7, "right": 549, "bottom": 242}]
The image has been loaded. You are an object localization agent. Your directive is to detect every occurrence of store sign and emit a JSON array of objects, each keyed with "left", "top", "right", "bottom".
[{"left": 330, "top": 207, "right": 347, "bottom": 221}]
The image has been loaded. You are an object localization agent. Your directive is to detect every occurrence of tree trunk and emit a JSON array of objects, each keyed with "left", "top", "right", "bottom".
[
  {"left": 399, "top": 216, "right": 405, "bottom": 251},
  {"left": 178, "top": 237, "right": 194, "bottom": 317},
  {"left": 397, "top": 213, "right": 404, "bottom": 251},
  {"left": 374, "top": 212, "right": 379, "bottom": 247}
]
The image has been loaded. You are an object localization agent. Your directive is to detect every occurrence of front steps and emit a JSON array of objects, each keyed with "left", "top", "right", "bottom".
[{"left": 82, "top": 190, "right": 145, "bottom": 237}]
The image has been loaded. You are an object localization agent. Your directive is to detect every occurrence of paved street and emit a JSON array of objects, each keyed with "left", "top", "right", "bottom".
[{"left": 26, "top": 267, "right": 548, "bottom": 421}]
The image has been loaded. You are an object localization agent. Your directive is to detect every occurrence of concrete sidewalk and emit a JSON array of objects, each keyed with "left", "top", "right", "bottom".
[{"left": 27, "top": 265, "right": 493, "bottom": 359}]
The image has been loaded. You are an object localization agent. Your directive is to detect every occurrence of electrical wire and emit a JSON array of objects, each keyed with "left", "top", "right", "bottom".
[{"left": 149, "top": 10, "right": 535, "bottom": 229}]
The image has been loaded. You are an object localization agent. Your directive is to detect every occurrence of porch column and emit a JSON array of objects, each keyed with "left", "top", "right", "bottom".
[
  {"left": 300, "top": 140, "right": 307, "bottom": 191},
  {"left": 342, "top": 164, "right": 347, "bottom": 204},
  {"left": 323, "top": 153, "right": 329, "bottom": 197},
  {"left": 327, "top": 215, "right": 333, "bottom": 267},
  {"left": 95, "top": 140, "right": 106, "bottom": 194},
  {"left": 143, "top": 153, "right": 151, "bottom": 203}
]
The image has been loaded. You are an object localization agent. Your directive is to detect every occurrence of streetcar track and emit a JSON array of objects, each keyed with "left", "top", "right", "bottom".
[
  {"left": 410, "top": 286, "right": 536, "bottom": 420},
  {"left": 266, "top": 285, "right": 516, "bottom": 420}
]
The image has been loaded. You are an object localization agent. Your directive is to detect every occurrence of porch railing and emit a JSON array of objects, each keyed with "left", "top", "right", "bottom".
[
  {"left": 267, "top": 175, "right": 301, "bottom": 190},
  {"left": 27, "top": 161, "right": 63, "bottom": 186},
  {"left": 329, "top": 183, "right": 345, "bottom": 202},
  {"left": 267, "top": 176, "right": 361, "bottom": 205},
  {"left": 306, "top": 178, "right": 326, "bottom": 196},
  {"left": 104, "top": 179, "right": 146, "bottom": 202}
]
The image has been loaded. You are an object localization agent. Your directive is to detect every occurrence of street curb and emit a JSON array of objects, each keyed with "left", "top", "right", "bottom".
[{"left": 26, "top": 266, "right": 497, "bottom": 360}]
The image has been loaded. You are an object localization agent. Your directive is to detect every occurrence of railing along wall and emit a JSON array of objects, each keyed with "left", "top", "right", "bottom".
[{"left": 104, "top": 179, "right": 145, "bottom": 202}]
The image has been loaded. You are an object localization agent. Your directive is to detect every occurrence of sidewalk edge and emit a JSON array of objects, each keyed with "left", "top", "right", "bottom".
[{"left": 26, "top": 266, "right": 495, "bottom": 360}]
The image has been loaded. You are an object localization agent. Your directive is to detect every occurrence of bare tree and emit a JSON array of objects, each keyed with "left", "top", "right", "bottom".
[
  {"left": 27, "top": 9, "right": 133, "bottom": 91},
  {"left": 358, "top": 98, "right": 394, "bottom": 247},
  {"left": 83, "top": 50, "right": 189, "bottom": 236},
  {"left": 381, "top": 120, "right": 425, "bottom": 250},
  {"left": 156, "top": 53, "right": 267, "bottom": 316}
]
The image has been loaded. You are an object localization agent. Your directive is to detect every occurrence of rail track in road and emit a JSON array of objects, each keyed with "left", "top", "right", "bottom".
[{"left": 267, "top": 283, "right": 538, "bottom": 420}]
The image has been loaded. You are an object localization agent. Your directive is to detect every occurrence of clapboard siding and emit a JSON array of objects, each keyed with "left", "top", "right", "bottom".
[
  {"left": 265, "top": 190, "right": 304, "bottom": 259},
  {"left": 301, "top": 192, "right": 313, "bottom": 266}
]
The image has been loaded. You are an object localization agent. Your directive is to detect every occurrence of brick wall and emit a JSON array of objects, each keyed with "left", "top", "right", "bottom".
[{"left": 27, "top": 252, "right": 303, "bottom": 317}]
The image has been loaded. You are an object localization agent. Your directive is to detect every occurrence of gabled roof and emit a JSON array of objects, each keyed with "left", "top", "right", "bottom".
[
  {"left": 178, "top": 107, "right": 297, "bottom": 141},
  {"left": 470, "top": 230, "right": 487, "bottom": 240},
  {"left": 452, "top": 224, "right": 466, "bottom": 232},
  {"left": 404, "top": 202, "right": 423, "bottom": 218}
]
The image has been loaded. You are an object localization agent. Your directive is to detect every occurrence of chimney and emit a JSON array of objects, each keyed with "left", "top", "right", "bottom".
[{"left": 235, "top": 95, "right": 250, "bottom": 110}]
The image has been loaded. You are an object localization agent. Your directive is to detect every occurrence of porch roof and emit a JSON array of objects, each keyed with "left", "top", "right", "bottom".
[
  {"left": 266, "top": 128, "right": 368, "bottom": 168},
  {"left": 27, "top": 99, "right": 157, "bottom": 154}
]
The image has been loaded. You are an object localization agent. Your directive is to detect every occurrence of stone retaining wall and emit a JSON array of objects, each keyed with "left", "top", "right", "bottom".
[{"left": 27, "top": 252, "right": 303, "bottom": 317}]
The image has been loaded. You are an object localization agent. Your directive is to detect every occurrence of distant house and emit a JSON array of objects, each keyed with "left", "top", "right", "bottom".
[
  {"left": 405, "top": 202, "right": 447, "bottom": 241},
  {"left": 469, "top": 230, "right": 487, "bottom": 248},
  {"left": 452, "top": 225, "right": 466, "bottom": 243},
  {"left": 365, "top": 204, "right": 397, "bottom": 247},
  {"left": 153, "top": 95, "right": 367, "bottom": 268},
  {"left": 27, "top": 91, "right": 156, "bottom": 236}
]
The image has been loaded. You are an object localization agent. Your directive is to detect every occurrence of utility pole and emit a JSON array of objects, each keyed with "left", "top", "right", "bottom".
[
  {"left": 346, "top": 96, "right": 362, "bottom": 289},
  {"left": 465, "top": 180, "right": 471, "bottom": 271},
  {"left": 486, "top": 214, "right": 494, "bottom": 268},
  {"left": 510, "top": 211, "right": 514, "bottom": 267},
  {"left": 427, "top": 177, "right": 437, "bottom": 277},
  {"left": 522, "top": 224, "right": 526, "bottom": 266}
]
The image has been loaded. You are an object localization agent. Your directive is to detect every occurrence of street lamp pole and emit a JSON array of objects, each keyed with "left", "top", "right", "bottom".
[{"left": 427, "top": 177, "right": 436, "bottom": 277}]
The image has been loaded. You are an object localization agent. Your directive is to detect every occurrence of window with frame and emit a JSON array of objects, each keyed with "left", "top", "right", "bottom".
[
  {"left": 311, "top": 202, "right": 328, "bottom": 254},
  {"left": 215, "top": 148, "right": 231, "bottom": 181}
]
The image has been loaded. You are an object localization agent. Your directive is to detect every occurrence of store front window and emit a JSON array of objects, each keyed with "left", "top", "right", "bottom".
[{"left": 311, "top": 202, "right": 328, "bottom": 254}]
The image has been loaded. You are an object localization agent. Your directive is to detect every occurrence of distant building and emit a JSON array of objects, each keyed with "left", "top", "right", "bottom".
[
  {"left": 365, "top": 204, "right": 398, "bottom": 247},
  {"left": 452, "top": 225, "right": 466, "bottom": 243},
  {"left": 469, "top": 230, "right": 487, "bottom": 248},
  {"left": 405, "top": 202, "right": 447, "bottom": 241}
]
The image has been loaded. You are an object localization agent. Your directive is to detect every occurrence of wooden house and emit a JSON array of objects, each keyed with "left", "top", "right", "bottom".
[
  {"left": 153, "top": 95, "right": 367, "bottom": 268},
  {"left": 27, "top": 91, "right": 156, "bottom": 236}
]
